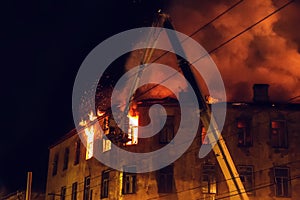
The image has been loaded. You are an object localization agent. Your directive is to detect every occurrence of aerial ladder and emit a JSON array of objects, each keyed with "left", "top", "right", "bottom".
[
  {"left": 119, "top": 11, "right": 249, "bottom": 200},
  {"left": 152, "top": 12, "right": 249, "bottom": 200}
]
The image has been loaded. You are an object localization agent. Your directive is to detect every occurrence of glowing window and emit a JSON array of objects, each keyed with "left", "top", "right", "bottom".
[
  {"left": 103, "top": 139, "right": 111, "bottom": 152},
  {"left": 126, "top": 115, "right": 139, "bottom": 145},
  {"left": 237, "top": 118, "right": 252, "bottom": 147},
  {"left": 202, "top": 164, "right": 216, "bottom": 194},
  {"left": 85, "top": 126, "right": 94, "bottom": 160},
  {"left": 271, "top": 120, "right": 287, "bottom": 148}
]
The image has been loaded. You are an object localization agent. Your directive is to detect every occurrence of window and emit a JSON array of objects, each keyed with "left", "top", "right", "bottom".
[
  {"left": 71, "top": 182, "right": 77, "bottom": 200},
  {"left": 52, "top": 153, "right": 59, "bottom": 176},
  {"left": 202, "top": 164, "right": 216, "bottom": 194},
  {"left": 85, "top": 126, "right": 94, "bottom": 160},
  {"left": 83, "top": 176, "right": 91, "bottom": 200},
  {"left": 60, "top": 186, "right": 66, "bottom": 200},
  {"left": 274, "top": 167, "right": 290, "bottom": 197},
  {"left": 238, "top": 166, "right": 254, "bottom": 195},
  {"left": 237, "top": 118, "right": 252, "bottom": 147},
  {"left": 63, "top": 148, "right": 69, "bottom": 170},
  {"left": 159, "top": 116, "right": 174, "bottom": 144},
  {"left": 126, "top": 115, "right": 139, "bottom": 145},
  {"left": 102, "top": 139, "right": 111, "bottom": 152},
  {"left": 101, "top": 171, "right": 109, "bottom": 198},
  {"left": 122, "top": 166, "right": 136, "bottom": 194},
  {"left": 271, "top": 120, "right": 288, "bottom": 148},
  {"left": 157, "top": 165, "right": 174, "bottom": 193},
  {"left": 74, "top": 140, "right": 81, "bottom": 165}
]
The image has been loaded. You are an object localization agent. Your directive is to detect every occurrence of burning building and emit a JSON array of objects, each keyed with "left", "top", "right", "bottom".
[{"left": 45, "top": 85, "right": 300, "bottom": 200}]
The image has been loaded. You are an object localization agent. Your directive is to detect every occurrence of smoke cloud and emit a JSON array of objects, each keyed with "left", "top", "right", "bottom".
[{"left": 165, "top": 0, "right": 300, "bottom": 102}]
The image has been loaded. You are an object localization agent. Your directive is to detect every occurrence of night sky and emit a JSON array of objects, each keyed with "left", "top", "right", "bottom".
[
  {"left": 1, "top": 0, "right": 300, "bottom": 196},
  {"left": 1, "top": 0, "right": 164, "bottom": 194}
]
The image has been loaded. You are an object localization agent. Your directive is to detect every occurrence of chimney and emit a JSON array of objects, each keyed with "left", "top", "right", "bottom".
[{"left": 253, "top": 84, "right": 269, "bottom": 103}]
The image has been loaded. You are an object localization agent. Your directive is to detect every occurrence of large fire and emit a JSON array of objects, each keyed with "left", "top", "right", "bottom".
[{"left": 79, "top": 111, "right": 97, "bottom": 160}]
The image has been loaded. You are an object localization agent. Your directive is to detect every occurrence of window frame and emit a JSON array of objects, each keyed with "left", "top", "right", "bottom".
[
  {"left": 122, "top": 166, "right": 137, "bottom": 194},
  {"left": 83, "top": 176, "right": 91, "bottom": 200},
  {"left": 202, "top": 164, "right": 217, "bottom": 194},
  {"left": 270, "top": 120, "right": 288, "bottom": 148},
  {"left": 71, "top": 182, "right": 78, "bottom": 200},
  {"left": 237, "top": 165, "right": 254, "bottom": 195},
  {"left": 60, "top": 186, "right": 66, "bottom": 200},
  {"left": 74, "top": 140, "right": 81, "bottom": 165},
  {"left": 274, "top": 167, "right": 290, "bottom": 197},
  {"left": 236, "top": 118, "right": 252, "bottom": 147},
  {"left": 101, "top": 170, "right": 109, "bottom": 199},
  {"left": 52, "top": 153, "right": 59, "bottom": 176},
  {"left": 63, "top": 147, "right": 69, "bottom": 170}
]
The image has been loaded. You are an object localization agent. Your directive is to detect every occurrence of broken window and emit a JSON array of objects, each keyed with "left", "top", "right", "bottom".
[
  {"left": 63, "top": 147, "right": 69, "bottom": 170},
  {"left": 157, "top": 165, "right": 174, "bottom": 193},
  {"left": 52, "top": 153, "right": 59, "bottom": 176},
  {"left": 122, "top": 166, "right": 137, "bottom": 194},
  {"left": 101, "top": 171, "right": 109, "bottom": 198},
  {"left": 237, "top": 118, "right": 252, "bottom": 147},
  {"left": 74, "top": 140, "right": 80, "bottom": 165},
  {"left": 159, "top": 116, "right": 174, "bottom": 144},
  {"left": 60, "top": 186, "right": 66, "bottom": 200},
  {"left": 274, "top": 167, "right": 290, "bottom": 197},
  {"left": 238, "top": 165, "right": 254, "bottom": 195},
  {"left": 71, "top": 182, "right": 77, "bottom": 200},
  {"left": 271, "top": 120, "right": 288, "bottom": 148},
  {"left": 83, "top": 176, "right": 91, "bottom": 200},
  {"left": 202, "top": 164, "right": 217, "bottom": 194}
]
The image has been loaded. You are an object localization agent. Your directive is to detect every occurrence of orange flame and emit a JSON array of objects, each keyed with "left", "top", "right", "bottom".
[
  {"left": 79, "top": 119, "right": 87, "bottom": 127},
  {"left": 88, "top": 111, "right": 97, "bottom": 121},
  {"left": 206, "top": 95, "right": 219, "bottom": 104},
  {"left": 97, "top": 110, "right": 105, "bottom": 117}
]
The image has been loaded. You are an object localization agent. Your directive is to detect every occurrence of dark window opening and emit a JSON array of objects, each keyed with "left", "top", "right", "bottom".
[
  {"left": 52, "top": 153, "right": 59, "bottom": 176},
  {"left": 71, "top": 182, "right": 77, "bottom": 200},
  {"left": 202, "top": 164, "right": 216, "bottom": 194},
  {"left": 271, "top": 120, "right": 288, "bottom": 148},
  {"left": 101, "top": 171, "right": 109, "bottom": 198},
  {"left": 157, "top": 165, "right": 174, "bottom": 193},
  {"left": 159, "top": 116, "right": 174, "bottom": 144},
  {"left": 74, "top": 140, "right": 81, "bottom": 165},
  {"left": 63, "top": 148, "right": 69, "bottom": 170}
]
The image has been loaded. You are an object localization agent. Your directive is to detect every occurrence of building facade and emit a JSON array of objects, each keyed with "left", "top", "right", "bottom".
[{"left": 45, "top": 90, "right": 300, "bottom": 200}]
